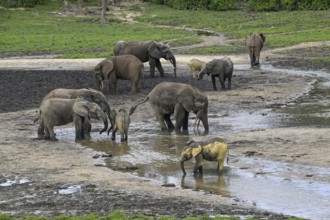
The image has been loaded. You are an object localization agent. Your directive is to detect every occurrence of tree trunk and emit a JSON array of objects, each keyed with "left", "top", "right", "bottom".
[
  {"left": 77, "top": 0, "right": 85, "bottom": 15},
  {"left": 99, "top": 0, "right": 107, "bottom": 24}
]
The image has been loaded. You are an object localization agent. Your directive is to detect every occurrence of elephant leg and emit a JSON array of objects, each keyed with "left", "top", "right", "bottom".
[
  {"left": 164, "top": 114, "right": 175, "bottom": 130},
  {"left": 37, "top": 119, "right": 45, "bottom": 139},
  {"left": 219, "top": 75, "right": 226, "bottom": 91},
  {"left": 151, "top": 104, "right": 167, "bottom": 130},
  {"left": 182, "top": 111, "right": 189, "bottom": 131},
  {"left": 211, "top": 75, "right": 217, "bottom": 91},
  {"left": 227, "top": 76, "right": 232, "bottom": 90},
  {"left": 130, "top": 80, "right": 137, "bottom": 95},
  {"left": 149, "top": 59, "right": 156, "bottom": 78},
  {"left": 46, "top": 124, "right": 57, "bottom": 141},
  {"left": 174, "top": 104, "right": 186, "bottom": 131},
  {"left": 120, "top": 131, "right": 125, "bottom": 142},
  {"left": 155, "top": 59, "right": 165, "bottom": 77},
  {"left": 111, "top": 129, "right": 117, "bottom": 140},
  {"left": 255, "top": 50, "right": 261, "bottom": 66}
]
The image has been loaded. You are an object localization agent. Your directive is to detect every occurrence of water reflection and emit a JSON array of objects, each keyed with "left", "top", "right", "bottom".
[{"left": 181, "top": 174, "right": 230, "bottom": 197}]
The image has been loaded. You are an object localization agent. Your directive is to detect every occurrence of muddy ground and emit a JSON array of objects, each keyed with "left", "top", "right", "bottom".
[{"left": 0, "top": 42, "right": 330, "bottom": 219}]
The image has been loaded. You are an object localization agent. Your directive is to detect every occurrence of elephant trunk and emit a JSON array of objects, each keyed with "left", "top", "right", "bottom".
[
  {"left": 99, "top": 117, "right": 108, "bottom": 134},
  {"left": 167, "top": 53, "right": 177, "bottom": 77},
  {"left": 200, "top": 114, "right": 209, "bottom": 132},
  {"left": 95, "top": 74, "right": 103, "bottom": 91},
  {"left": 180, "top": 160, "right": 187, "bottom": 176}
]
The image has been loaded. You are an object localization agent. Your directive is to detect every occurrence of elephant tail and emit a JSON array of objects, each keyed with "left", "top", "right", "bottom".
[{"left": 129, "top": 97, "right": 149, "bottom": 115}]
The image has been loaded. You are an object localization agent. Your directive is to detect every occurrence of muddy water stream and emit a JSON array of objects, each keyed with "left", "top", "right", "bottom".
[{"left": 76, "top": 65, "right": 330, "bottom": 219}]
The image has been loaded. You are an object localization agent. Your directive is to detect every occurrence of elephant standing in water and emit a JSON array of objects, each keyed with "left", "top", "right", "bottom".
[
  {"left": 114, "top": 41, "right": 176, "bottom": 77},
  {"left": 108, "top": 108, "right": 130, "bottom": 142},
  {"left": 198, "top": 57, "right": 233, "bottom": 91},
  {"left": 38, "top": 88, "right": 112, "bottom": 139},
  {"left": 245, "top": 33, "right": 266, "bottom": 67},
  {"left": 180, "top": 138, "right": 228, "bottom": 176},
  {"left": 130, "top": 82, "right": 209, "bottom": 132},
  {"left": 94, "top": 55, "right": 144, "bottom": 95},
  {"left": 36, "top": 98, "right": 108, "bottom": 141}
]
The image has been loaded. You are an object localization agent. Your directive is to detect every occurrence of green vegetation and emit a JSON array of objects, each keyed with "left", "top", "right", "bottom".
[{"left": 0, "top": 0, "right": 329, "bottom": 57}]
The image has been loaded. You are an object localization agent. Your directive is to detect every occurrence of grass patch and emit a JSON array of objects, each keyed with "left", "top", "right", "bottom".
[{"left": 0, "top": 2, "right": 329, "bottom": 57}]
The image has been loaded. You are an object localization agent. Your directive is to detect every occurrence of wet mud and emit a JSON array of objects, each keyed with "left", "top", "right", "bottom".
[{"left": 0, "top": 46, "right": 330, "bottom": 219}]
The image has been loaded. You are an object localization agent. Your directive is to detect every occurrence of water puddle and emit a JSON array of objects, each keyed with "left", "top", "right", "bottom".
[
  {"left": 55, "top": 185, "right": 82, "bottom": 195},
  {"left": 0, "top": 177, "right": 30, "bottom": 187},
  {"left": 78, "top": 64, "right": 330, "bottom": 219}
]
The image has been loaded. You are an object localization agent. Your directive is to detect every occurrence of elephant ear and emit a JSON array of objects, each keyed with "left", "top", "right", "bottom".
[
  {"left": 148, "top": 41, "right": 162, "bottom": 59},
  {"left": 260, "top": 33, "right": 266, "bottom": 42},
  {"left": 191, "top": 145, "right": 202, "bottom": 157},
  {"left": 101, "top": 60, "right": 114, "bottom": 78},
  {"left": 73, "top": 101, "right": 89, "bottom": 118},
  {"left": 177, "top": 92, "right": 194, "bottom": 112}
]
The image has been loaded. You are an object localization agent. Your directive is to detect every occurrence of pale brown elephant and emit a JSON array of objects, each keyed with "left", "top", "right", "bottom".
[
  {"left": 180, "top": 138, "right": 228, "bottom": 176},
  {"left": 114, "top": 41, "right": 176, "bottom": 77},
  {"left": 130, "top": 82, "right": 209, "bottom": 132},
  {"left": 36, "top": 98, "right": 108, "bottom": 141},
  {"left": 245, "top": 33, "right": 266, "bottom": 67},
  {"left": 187, "top": 59, "right": 206, "bottom": 77},
  {"left": 38, "top": 88, "right": 113, "bottom": 139},
  {"left": 94, "top": 55, "right": 144, "bottom": 95},
  {"left": 108, "top": 108, "right": 130, "bottom": 142}
]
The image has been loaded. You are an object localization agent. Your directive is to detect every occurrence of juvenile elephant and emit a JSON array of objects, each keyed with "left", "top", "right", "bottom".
[
  {"left": 130, "top": 82, "right": 209, "bottom": 132},
  {"left": 187, "top": 59, "right": 206, "bottom": 77},
  {"left": 94, "top": 55, "right": 144, "bottom": 95},
  {"left": 114, "top": 41, "right": 176, "bottom": 77},
  {"left": 198, "top": 57, "right": 234, "bottom": 91},
  {"left": 38, "top": 88, "right": 112, "bottom": 139},
  {"left": 108, "top": 108, "right": 130, "bottom": 142},
  {"left": 180, "top": 138, "right": 228, "bottom": 176},
  {"left": 37, "top": 98, "right": 108, "bottom": 141},
  {"left": 245, "top": 33, "right": 266, "bottom": 67}
]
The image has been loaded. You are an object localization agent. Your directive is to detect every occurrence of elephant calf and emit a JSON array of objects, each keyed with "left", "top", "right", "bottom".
[
  {"left": 198, "top": 57, "right": 233, "bottom": 91},
  {"left": 37, "top": 98, "right": 108, "bottom": 141},
  {"left": 94, "top": 55, "right": 144, "bottom": 95},
  {"left": 108, "top": 108, "right": 130, "bottom": 142},
  {"left": 187, "top": 59, "right": 206, "bottom": 77},
  {"left": 180, "top": 138, "right": 228, "bottom": 176}
]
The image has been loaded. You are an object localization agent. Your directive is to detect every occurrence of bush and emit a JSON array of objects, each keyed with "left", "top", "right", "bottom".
[
  {"left": 208, "top": 0, "right": 239, "bottom": 10},
  {"left": 0, "top": 0, "right": 48, "bottom": 8}
]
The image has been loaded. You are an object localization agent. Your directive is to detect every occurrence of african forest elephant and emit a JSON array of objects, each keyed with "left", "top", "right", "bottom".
[
  {"left": 130, "top": 82, "right": 209, "bottom": 132},
  {"left": 36, "top": 98, "right": 108, "bottom": 141},
  {"left": 187, "top": 59, "right": 206, "bottom": 77},
  {"left": 198, "top": 57, "right": 233, "bottom": 91},
  {"left": 38, "top": 88, "right": 112, "bottom": 138},
  {"left": 94, "top": 55, "right": 144, "bottom": 95},
  {"left": 245, "top": 33, "right": 266, "bottom": 67},
  {"left": 108, "top": 108, "right": 130, "bottom": 142},
  {"left": 180, "top": 138, "right": 228, "bottom": 176},
  {"left": 114, "top": 41, "right": 176, "bottom": 77}
]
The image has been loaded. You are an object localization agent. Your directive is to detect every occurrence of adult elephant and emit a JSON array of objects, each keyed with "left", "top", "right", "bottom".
[
  {"left": 198, "top": 57, "right": 233, "bottom": 91},
  {"left": 38, "top": 88, "right": 112, "bottom": 139},
  {"left": 129, "top": 82, "right": 209, "bottom": 132},
  {"left": 94, "top": 55, "right": 144, "bottom": 95},
  {"left": 36, "top": 98, "right": 108, "bottom": 141},
  {"left": 245, "top": 33, "right": 266, "bottom": 67},
  {"left": 114, "top": 40, "right": 176, "bottom": 77}
]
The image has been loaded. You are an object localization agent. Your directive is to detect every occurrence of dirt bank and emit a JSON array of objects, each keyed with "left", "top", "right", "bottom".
[{"left": 0, "top": 44, "right": 329, "bottom": 219}]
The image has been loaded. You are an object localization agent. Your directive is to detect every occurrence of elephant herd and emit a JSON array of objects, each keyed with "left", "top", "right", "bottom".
[{"left": 35, "top": 34, "right": 265, "bottom": 175}]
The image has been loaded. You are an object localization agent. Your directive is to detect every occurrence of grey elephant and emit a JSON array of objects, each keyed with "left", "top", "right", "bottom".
[
  {"left": 94, "top": 55, "right": 144, "bottom": 95},
  {"left": 180, "top": 138, "right": 228, "bottom": 176},
  {"left": 245, "top": 33, "right": 266, "bottom": 67},
  {"left": 114, "top": 40, "right": 176, "bottom": 77},
  {"left": 37, "top": 98, "right": 108, "bottom": 141},
  {"left": 130, "top": 82, "right": 209, "bottom": 132},
  {"left": 198, "top": 57, "right": 233, "bottom": 91},
  {"left": 108, "top": 108, "right": 130, "bottom": 142},
  {"left": 38, "top": 88, "right": 112, "bottom": 139}
]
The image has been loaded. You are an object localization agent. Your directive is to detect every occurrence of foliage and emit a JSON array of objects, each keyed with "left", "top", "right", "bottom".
[
  {"left": 0, "top": 0, "right": 47, "bottom": 8},
  {"left": 155, "top": 0, "right": 330, "bottom": 10}
]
